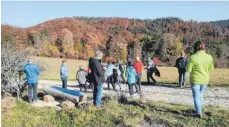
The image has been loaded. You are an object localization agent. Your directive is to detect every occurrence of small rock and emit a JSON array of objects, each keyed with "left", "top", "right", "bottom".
[
  {"left": 79, "top": 94, "right": 87, "bottom": 103},
  {"left": 61, "top": 101, "right": 75, "bottom": 110},
  {"left": 43, "top": 95, "right": 55, "bottom": 103}
]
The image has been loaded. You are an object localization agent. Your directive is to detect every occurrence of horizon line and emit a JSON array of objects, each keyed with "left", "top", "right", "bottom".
[{"left": 2, "top": 16, "right": 229, "bottom": 28}]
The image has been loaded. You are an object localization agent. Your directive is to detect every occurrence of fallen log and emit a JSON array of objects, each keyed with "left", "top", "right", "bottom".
[{"left": 43, "top": 86, "right": 87, "bottom": 105}]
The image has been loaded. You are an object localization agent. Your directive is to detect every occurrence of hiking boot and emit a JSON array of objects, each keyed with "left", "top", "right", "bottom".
[
  {"left": 32, "top": 99, "right": 38, "bottom": 103},
  {"left": 196, "top": 114, "right": 202, "bottom": 119},
  {"left": 182, "top": 83, "right": 186, "bottom": 87}
]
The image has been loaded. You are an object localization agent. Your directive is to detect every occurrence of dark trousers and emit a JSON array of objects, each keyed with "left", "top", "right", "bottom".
[
  {"left": 147, "top": 70, "right": 156, "bottom": 84},
  {"left": 61, "top": 77, "right": 67, "bottom": 88},
  {"left": 136, "top": 73, "right": 142, "bottom": 92},
  {"left": 107, "top": 76, "right": 116, "bottom": 90},
  {"left": 28, "top": 83, "right": 38, "bottom": 103},
  {"left": 120, "top": 72, "right": 126, "bottom": 82},
  {"left": 128, "top": 83, "right": 134, "bottom": 96},
  {"left": 79, "top": 84, "right": 87, "bottom": 93},
  {"left": 179, "top": 71, "right": 187, "bottom": 86},
  {"left": 89, "top": 82, "right": 94, "bottom": 91}
]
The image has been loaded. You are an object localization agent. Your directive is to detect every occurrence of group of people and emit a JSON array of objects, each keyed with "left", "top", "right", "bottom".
[{"left": 24, "top": 40, "right": 214, "bottom": 118}]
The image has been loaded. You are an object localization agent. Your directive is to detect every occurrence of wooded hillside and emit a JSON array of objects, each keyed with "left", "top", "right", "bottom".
[{"left": 2, "top": 17, "right": 229, "bottom": 67}]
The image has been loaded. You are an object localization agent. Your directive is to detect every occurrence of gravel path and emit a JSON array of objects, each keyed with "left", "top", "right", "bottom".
[{"left": 38, "top": 80, "right": 229, "bottom": 109}]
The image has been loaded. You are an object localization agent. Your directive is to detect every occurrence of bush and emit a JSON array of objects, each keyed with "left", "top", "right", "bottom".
[
  {"left": 1, "top": 41, "right": 48, "bottom": 98},
  {"left": 1, "top": 42, "right": 28, "bottom": 98}
]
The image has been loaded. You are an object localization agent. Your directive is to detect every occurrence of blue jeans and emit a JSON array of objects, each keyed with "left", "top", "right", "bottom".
[
  {"left": 93, "top": 84, "right": 103, "bottom": 107},
  {"left": 61, "top": 77, "right": 68, "bottom": 88},
  {"left": 136, "top": 73, "right": 142, "bottom": 92},
  {"left": 179, "top": 71, "right": 186, "bottom": 86},
  {"left": 191, "top": 83, "right": 207, "bottom": 115},
  {"left": 28, "top": 83, "right": 38, "bottom": 102}
]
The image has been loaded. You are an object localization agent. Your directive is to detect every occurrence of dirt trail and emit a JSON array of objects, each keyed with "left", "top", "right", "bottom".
[{"left": 38, "top": 80, "right": 229, "bottom": 108}]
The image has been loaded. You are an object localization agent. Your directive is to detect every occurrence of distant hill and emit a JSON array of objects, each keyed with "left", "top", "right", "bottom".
[
  {"left": 2, "top": 17, "right": 229, "bottom": 67},
  {"left": 211, "top": 19, "right": 229, "bottom": 28}
]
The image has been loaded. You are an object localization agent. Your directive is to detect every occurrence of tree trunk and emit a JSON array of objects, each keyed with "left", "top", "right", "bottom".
[{"left": 43, "top": 86, "right": 87, "bottom": 104}]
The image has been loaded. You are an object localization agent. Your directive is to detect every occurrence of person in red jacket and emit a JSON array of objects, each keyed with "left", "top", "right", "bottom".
[{"left": 134, "top": 56, "right": 143, "bottom": 93}]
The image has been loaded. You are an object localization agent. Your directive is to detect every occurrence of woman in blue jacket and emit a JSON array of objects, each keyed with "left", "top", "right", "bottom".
[
  {"left": 60, "top": 59, "right": 68, "bottom": 88},
  {"left": 125, "top": 61, "right": 137, "bottom": 96}
]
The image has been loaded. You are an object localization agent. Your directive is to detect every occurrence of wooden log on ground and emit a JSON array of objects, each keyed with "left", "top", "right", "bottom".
[{"left": 43, "top": 86, "right": 87, "bottom": 105}]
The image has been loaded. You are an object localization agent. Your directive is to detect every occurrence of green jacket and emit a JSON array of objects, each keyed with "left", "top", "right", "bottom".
[{"left": 186, "top": 50, "right": 214, "bottom": 84}]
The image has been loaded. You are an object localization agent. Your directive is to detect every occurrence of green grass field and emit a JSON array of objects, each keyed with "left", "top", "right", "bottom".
[{"left": 39, "top": 57, "right": 229, "bottom": 87}]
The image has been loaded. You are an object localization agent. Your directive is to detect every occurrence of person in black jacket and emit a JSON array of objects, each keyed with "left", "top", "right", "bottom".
[
  {"left": 89, "top": 50, "right": 105, "bottom": 107},
  {"left": 175, "top": 52, "right": 188, "bottom": 88}
]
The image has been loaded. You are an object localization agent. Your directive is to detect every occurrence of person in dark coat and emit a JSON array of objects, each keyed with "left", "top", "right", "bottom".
[
  {"left": 147, "top": 57, "right": 157, "bottom": 85},
  {"left": 88, "top": 50, "right": 105, "bottom": 107},
  {"left": 86, "top": 67, "right": 94, "bottom": 91},
  {"left": 175, "top": 52, "right": 188, "bottom": 87}
]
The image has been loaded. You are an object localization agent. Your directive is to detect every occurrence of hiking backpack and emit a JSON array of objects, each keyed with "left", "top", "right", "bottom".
[
  {"left": 179, "top": 58, "right": 188, "bottom": 69},
  {"left": 113, "top": 68, "right": 119, "bottom": 82}
]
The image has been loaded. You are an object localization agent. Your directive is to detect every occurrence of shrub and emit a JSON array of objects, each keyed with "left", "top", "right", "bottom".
[
  {"left": 1, "top": 41, "right": 47, "bottom": 98},
  {"left": 1, "top": 42, "right": 28, "bottom": 98}
]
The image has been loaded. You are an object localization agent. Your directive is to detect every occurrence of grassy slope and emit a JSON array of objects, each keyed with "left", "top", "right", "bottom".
[
  {"left": 2, "top": 96, "right": 229, "bottom": 127},
  {"left": 39, "top": 57, "right": 229, "bottom": 87}
]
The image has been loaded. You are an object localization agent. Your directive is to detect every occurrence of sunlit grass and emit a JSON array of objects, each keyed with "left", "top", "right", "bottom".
[
  {"left": 2, "top": 97, "right": 229, "bottom": 127},
  {"left": 38, "top": 57, "right": 229, "bottom": 87}
]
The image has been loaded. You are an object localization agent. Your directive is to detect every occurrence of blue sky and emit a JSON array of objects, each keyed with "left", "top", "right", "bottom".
[{"left": 2, "top": 1, "right": 229, "bottom": 28}]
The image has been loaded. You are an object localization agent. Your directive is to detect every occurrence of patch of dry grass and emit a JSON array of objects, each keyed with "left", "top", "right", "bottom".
[{"left": 38, "top": 57, "right": 88, "bottom": 81}]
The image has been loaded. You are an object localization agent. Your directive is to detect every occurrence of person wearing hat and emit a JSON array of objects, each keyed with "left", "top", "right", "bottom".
[
  {"left": 24, "top": 59, "right": 40, "bottom": 103},
  {"left": 186, "top": 41, "right": 214, "bottom": 118},
  {"left": 76, "top": 65, "right": 88, "bottom": 93},
  {"left": 147, "top": 57, "right": 157, "bottom": 85},
  {"left": 88, "top": 49, "right": 105, "bottom": 107}
]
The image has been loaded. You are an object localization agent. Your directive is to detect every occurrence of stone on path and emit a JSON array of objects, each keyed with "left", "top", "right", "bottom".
[
  {"left": 43, "top": 95, "right": 55, "bottom": 103},
  {"left": 31, "top": 100, "right": 60, "bottom": 108},
  {"left": 61, "top": 101, "right": 75, "bottom": 110}
]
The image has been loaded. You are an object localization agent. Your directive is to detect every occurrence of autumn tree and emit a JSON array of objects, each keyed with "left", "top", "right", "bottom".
[{"left": 157, "top": 33, "right": 183, "bottom": 64}]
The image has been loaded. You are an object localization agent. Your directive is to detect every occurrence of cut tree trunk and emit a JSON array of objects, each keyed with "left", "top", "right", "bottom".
[{"left": 43, "top": 86, "right": 87, "bottom": 105}]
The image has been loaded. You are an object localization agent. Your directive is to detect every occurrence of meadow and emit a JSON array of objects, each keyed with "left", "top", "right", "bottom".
[{"left": 39, "top": 57, "right": 229, "bottom": 87}]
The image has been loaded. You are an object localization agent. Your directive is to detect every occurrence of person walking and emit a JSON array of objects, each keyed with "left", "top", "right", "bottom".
[
  {"left": 76, "top": 65, "right": 88, "bottom": 93},
  {"left": 125, "top": 61, "right": 137, "bottom": 97},
  {"left": 118, "top": 61, "right": 126, "bottom": 83},
  {"left": 89, "top": 50, "right": 105, "bottom": 107},
  {"left": 86, "top": 67, "right": 94, "bottom": 91},
  {"left": 134, "top": 56, "right": 143, "bottom": 93},
  {"left": 60, "top": 59, "right": 68, "bottom": 89},
  {"left": 113, "top": 64, "right": 122, "bottom": 90},
  {"left": 147, "top": 57, "right": 157, "bottom": 85},
  {"left": 106, "top": 61, "right": 116, "bottom": 90},
  {"left": 175, "top": 52, "right": 188, "bottom": 87},
  {"left": 24, "top": 60, "right": 40, "bottom": 103},
  {"left": 186, "top": 41, "right": 214, "bottom": 118}
]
